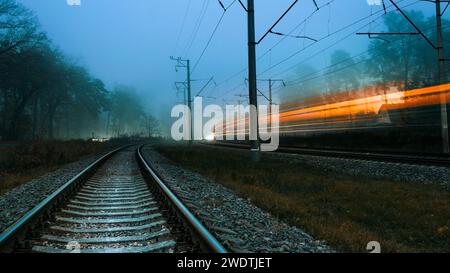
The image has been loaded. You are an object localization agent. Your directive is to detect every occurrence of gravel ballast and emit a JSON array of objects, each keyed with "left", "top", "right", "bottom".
[
  {"left": 0, "top": 154, "right": 105, "bottom": 233},
  {"left": 142, "top": 147, "right": 333, "bottom": 253},
  {"left": 267, "top": 152, "right": 450, "bottom": 186}
]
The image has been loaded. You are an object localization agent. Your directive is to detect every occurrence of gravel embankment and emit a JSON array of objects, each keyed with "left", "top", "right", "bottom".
[
  {"left": 0, "top": 154, "right": 105, "bottom": 233},
  {"left": 267, "top": 152, "right": 450, "bottom": 186},
  {"left": 142, "top": 147, "right": 332, "bottom": 253}
]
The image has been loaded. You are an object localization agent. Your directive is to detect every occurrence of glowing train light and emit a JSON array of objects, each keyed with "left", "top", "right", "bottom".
[
  {"left": 279, "top": 83, "right": 450, "bottom": 124},
  {"left": 216, "top": 83, "right": 450, "bottom": 137}
]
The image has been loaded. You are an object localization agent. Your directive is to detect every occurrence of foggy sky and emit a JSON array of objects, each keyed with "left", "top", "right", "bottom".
[{"left": 17, "top": 0, "right": 438, "bottom": 120}]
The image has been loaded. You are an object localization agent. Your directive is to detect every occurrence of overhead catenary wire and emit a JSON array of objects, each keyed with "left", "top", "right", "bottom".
[
  {"left": 258, "top": 0, "right": 414, "bottom": 78},
  {"left": 213, "top": 0, "right": 371, "bottom": 95},
  {"left": 282, "top": 22, "right": 386, "bottom": 86},
  {"left": 258, "top": 0, "right": 335, "bottom": 62},
  {"left": 192, "top": 0, "right": 237, "bottom": 74},
  {"left": 173, "top": 0, "right": 192, "bottom": 55},
  {"left": 268, "top": 17, "right": 387, "bottom": 80},
  {"left": 182, "top": 0, "right": 210, "bottom": 57},
  {"left": 269, "top": 30, "right": 317, "bottom": 42},
  {"left": 195, "top": 76, "right": 216, "bottom": 97},
  {"left": 255, "top": 0, "right": 300, "bottom": 45},
  {"left": 212, "top": 0, "right": 335, "bottom": 95},
  {"left": 270, "top": 23, "right": 450, "bottom": 96},
  {"left": 213, "top": 0, "right": 404, "bottom": 101}
]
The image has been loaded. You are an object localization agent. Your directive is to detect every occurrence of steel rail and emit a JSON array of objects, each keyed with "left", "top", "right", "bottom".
[
  {"left": 136, "top": 145, "right": 227, "bottom": 253},
  {"left": 0, "top": 145, "right": 130, "bottom": 252},
  {"left": 204, "top": 142, "right": 450, "bottom": 167}
]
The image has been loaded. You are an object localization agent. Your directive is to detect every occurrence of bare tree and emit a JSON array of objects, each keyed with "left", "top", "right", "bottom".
[{"left": 0, "top": 0, "right": 46, "bottom": 56}]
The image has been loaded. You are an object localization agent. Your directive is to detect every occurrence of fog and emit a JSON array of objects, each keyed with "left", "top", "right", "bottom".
[{"left": 1, "top": 0, "right": 443, "bottom": 139}]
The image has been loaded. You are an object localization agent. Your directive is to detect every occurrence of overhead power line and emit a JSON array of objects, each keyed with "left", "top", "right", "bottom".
[
  {"left": 269, "top": 30, "right": 317, "bottom": 42},
  {"left": 212, "top": 0, "right": 334, "bottom": 96},
  {"left": 255, "top": 0, "right": 300, "bottom": 45},
  {"left": 270, "top": 23, "right": 450, "bottom": 96},
  {"left": 216, "top": 0, "right": 415, "bottom": 101},
  {"left": 258, "top": 0, "right": 414, "bottom": 78},
  {"left": 195, "top": 76, "right": 216, "bottom": 97},
  {"left": 173, "top": 0, "right": 192, "bottom": 55},
  {"left": 258, "top": 0, "right": 335, "bottom": 61},
  {"left": 192, "top": 0, "right": 237, "bottom": 74},
  {"left": 182, "top": 0, "right": 210, "bottom": 57}
]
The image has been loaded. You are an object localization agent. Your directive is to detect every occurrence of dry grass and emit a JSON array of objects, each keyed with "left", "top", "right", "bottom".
[
  {"left": 155, "top": 143, "right": 450, "bottom": 253},
  {"left": 0, "top": 168, "right": 58, "bottom": 195},
  {"left": 0, "top": 140, "right": 110, "bottom": 194}
]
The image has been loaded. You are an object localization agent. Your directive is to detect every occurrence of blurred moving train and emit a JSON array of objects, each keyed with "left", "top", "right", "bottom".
[
  {"left": 215, "top": 82, "right": 450, "bottom": 152},
  {"left": 277, "top": 83, "right": 450, "bottom": 136}
]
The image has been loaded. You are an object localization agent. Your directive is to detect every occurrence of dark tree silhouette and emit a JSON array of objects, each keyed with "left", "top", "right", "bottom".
[{"left": 0, "top": 0, "right": 158, "bottom": 140}]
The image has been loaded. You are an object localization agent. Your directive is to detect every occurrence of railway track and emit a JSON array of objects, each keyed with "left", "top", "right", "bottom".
[
  {"left": 0, "top": 145, "right": 226, "bottom": 253},
  {"left": 205, "top": 142, "right": 450, "bottom": 167}
]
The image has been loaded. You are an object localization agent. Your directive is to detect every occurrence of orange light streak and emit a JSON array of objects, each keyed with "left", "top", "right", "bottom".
[{"left": 279, "top": 83, "right": 450, "bottom": 124}]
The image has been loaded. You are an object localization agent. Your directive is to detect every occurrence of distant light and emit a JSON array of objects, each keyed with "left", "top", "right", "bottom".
[
  {"left": 92, "top": 138, "right": 110, "bottom": 143},
  {"left": 204, "top": 134, "right": 215, "bottom": 141}
]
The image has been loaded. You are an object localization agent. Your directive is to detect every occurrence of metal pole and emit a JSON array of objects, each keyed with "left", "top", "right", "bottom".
[
  {"left": 106, "top": 111, "right": 110, "bottom": 138},
  {"left": 247, "top": 0, "right": 260, "bottom": 154},
  {"left": 436, "top": 0, "right": 449, "bottom": 153},
  {"left": 187, "top": 59, "right": 193, "bottom": 143},
  {"left": 171, "top": 56, "right": 193, "bottom": 143},
  {"left": 237, "top": 99, "right": 241, "bottom": 120},
  {"left": 269, "top": 79, "right": 272, "bottom": 131}
]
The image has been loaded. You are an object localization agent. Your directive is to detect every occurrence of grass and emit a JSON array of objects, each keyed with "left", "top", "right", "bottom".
[
  {"left": 0, "top": 140, "right": 112, "bottom": 194},
  {"left": 155, "top": 143, "right": 450, "bottom": 253}
]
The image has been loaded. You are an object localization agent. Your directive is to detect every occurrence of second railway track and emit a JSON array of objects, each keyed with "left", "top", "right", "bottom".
[
  {"left": 0, "top": 145, "right": 226, "bottom": 253},
  {"left": 206, "top": 142, "right": 450, "bottom": 167}
]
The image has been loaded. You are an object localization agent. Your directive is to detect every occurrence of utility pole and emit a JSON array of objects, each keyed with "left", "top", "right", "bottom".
[
  {"left": 175, "top": 81, "right": 187, "bottom": 105},
  {"left": 247, "top": 0, "right": 260, "bottom": 155},
  {"left": 236, "top": 0, "right": 302, "bottom": 155},
  {"left": 235, "top": 94, "right": 249, "bottom": 125},
  {"left": 105, "top": 111, "right": 110, "bottom": 138},
  {"left": 269, "top": 79, "right": 272, "bottom": 129},
  {"left": 237, "top": 99, "right": 242, "bottom": 129},
  {"left": 436, "top": 0, "right": 449, "bottom": 153},
  {"left": 358, "top": 0, "right": 450, "bottom": 153},
  {"left": 268, "top": 79, "right": 272, "bottom": 130},
  {"left": 171, "top": 56, "right": 193, "bottom": 142},
  {"left": 256, "top": 79, "right": 285, "bottom": 130},
  {"left": 187, "top": 60, "right": 192, "bottom": 129}
]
